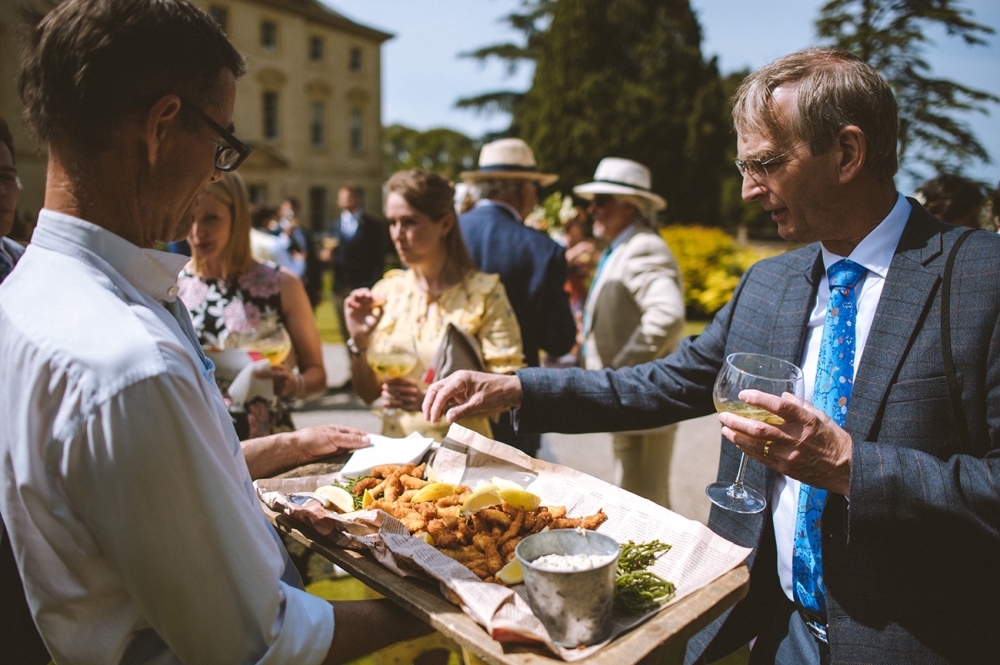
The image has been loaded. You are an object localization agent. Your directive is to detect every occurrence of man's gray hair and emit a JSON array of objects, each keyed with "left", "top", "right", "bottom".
[
  {"left": 732, "top": 47, "right": 898, "bottom": 185},
  {"left": 618, "top": 195, "right": 654, "bottom": 225},
  {"left": 466, "top": 178, "right": 524, "bottom": 205}
]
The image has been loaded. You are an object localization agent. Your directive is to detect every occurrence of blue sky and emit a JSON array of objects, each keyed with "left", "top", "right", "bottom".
[{"left": 324, "top": 0, "right": 1000, "bottom": 193}]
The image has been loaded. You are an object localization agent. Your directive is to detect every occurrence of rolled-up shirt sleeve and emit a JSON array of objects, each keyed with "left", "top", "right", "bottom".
[{"left": 63, "top": 361, "right": 333, "bottom": 665}]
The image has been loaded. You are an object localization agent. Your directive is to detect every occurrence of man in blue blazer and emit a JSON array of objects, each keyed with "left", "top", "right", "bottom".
[
  {"left": 426, "top": 48, "right": 1000, "bottom": 664},
  {"left": 460, "top": 138, "right": 577, "bottom": 456}
]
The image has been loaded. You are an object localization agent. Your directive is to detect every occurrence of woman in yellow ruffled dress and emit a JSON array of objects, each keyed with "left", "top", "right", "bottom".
[{"left": 345, "top": 170, "right": 525, "bottom": 440}]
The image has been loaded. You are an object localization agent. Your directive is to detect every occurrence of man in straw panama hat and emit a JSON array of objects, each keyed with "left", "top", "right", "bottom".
[
  {"left": 459, "top": 138, "right": 576, "bottom": 456},
  {"left": 574, "top": 157, "right": 685, "bottom": 509}
]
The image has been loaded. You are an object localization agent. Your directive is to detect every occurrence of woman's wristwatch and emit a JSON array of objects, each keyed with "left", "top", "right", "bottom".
[{"left": 346, "top": 337, "right": 367, "bottom": 357}]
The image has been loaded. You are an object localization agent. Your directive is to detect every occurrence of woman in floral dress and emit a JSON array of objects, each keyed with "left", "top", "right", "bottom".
[
  {"left": 344, "top": 171, "right": 525, "bottom": 441},
  {"left": 178, "top": 172, "right": 326, "bottom": 438}
]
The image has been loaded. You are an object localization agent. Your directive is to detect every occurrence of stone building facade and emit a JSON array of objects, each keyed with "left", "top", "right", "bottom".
[{"left": 0, "top": 0, "right": 391, "bottom": 234}]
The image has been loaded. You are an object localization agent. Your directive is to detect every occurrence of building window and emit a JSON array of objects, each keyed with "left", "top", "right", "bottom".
[
  {"left": 309, "top": 187, "right": 328, "bottom": 231},
  {"left": 263, "top": 91, "right": 279, "bottom": 140},
  {"left": 311, "top": 102, "right": 325, "bottom": 148},
  {"left": 349, "top": 46, "right": 362, "bottom": 72},
  {"left": 247, "top": 184, "right": 267, "bottom": 204},
  {"left": 208, "top": 5, "right": 228, "bottom": 32},
  {"left": 309, "top": 36, "right": 324, "bottom": 63},
  {"left": 261, "top": 20, "right": 277, "bottom": 50},
  {"left": 350, "top": 109, "right": 363, "bottom": 153}
]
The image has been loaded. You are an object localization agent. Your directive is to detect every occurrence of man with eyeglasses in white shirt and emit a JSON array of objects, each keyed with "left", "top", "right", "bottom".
[{"left": 0, "top": 2, "right": 430, "bottom": 663}]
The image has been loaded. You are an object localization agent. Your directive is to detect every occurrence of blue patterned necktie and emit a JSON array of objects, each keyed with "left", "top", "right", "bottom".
[{"left": 793, "top": 259, "right": 867, "bottom": 642}]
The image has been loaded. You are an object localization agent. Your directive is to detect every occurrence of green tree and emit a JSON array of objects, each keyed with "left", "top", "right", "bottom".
[
  {"left": 816, "top": 0, "right": 998, "bottom": 180},
  {"left": 718, "top": 70, "right": 775, "bottom": 236},
  {"left": 382, "top": 124, "right": 480, "bottom": 182},
  {"left": 455, "top": 0, "right": 556, "bottom": 117},
  {"left": 511, "top": 0, "right": 730, "bottom": 225}
]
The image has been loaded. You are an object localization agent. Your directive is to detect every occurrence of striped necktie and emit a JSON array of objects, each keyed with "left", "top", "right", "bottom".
[{"left": 793, "top": 258, "right": 867, "bottom": 643}]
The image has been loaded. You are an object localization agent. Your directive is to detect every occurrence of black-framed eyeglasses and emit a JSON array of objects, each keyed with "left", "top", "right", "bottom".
[
  {"left": 735, "top": 137, "right": 819, "bottom": 179},
  {"left": 179, "top": 96, "right": 251, "bottom": 172}
]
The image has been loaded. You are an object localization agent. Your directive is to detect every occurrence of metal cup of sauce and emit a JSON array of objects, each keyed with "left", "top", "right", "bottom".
[{"left": 516, "top": 528, "right": 621, "bottom": 647}]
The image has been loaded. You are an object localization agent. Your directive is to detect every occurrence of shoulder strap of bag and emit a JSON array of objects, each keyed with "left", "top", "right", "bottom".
[{"left": 941, "top": 228, "right": 976, "bottom": 448}]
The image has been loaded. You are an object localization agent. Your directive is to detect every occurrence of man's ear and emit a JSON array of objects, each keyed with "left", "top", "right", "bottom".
[
  {"left": 836, "top": 125, "right": 866, "bottom": 185},
  {"left": 144, "top": 95, "right": 183, "bottom": 167}
]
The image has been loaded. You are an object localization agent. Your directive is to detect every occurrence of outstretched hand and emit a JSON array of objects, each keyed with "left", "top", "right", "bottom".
[
  {"left": 422, "top": 370, "right": 523, "bottom": 425},
  {"left": 297, "top": 424, "right": 372, "bottom": 459},
  {"left": 242, "top": 424, "right": 371, "bottom": 480},
  {"left": 717, "top": 389, "right": 853, "bottom": 496}
]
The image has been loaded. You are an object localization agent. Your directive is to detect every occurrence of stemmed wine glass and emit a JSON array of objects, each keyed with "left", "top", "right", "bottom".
[
  {"left": 227, "top": 317, "right": 292, "bottom": 367},
  {"left": 707, "top": 352, "right": 804, "bottom": 514},
  {"left": 365, "top": 332, "right": 418, "bottom": 422},
  {"left": 254, "top": 323, "right": 293, "bottom": 367}
]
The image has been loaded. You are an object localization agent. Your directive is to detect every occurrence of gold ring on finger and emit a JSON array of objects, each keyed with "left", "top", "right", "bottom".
[{"left": 763, "top": 440, "right": 772, "bottom": 457}]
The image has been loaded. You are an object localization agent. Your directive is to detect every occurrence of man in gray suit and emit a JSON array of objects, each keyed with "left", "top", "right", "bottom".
[{"left": 425, "top": 47, "right": 1000, "bottom": 664}]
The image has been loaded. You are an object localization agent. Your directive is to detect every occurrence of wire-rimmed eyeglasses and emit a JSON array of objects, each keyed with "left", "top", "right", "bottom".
[
  {"left": 735, "top": 138, "right": 819, "bottom": 179},
  {"left": 179, "top": 96, "right": 251, "bottom": 172}
]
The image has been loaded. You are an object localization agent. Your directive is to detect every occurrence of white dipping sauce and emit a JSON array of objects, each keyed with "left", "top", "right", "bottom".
[{"left": 531, "top": 552, "right": 617, "bottom": 571}]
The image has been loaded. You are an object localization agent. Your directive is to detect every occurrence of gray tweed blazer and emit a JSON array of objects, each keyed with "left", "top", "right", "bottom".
[{"left": 515, "top": 202, "right": 1000, "bottom": 664}]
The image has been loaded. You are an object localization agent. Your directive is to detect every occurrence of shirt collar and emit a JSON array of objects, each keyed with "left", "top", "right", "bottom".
[
  {"left": 474, "top": 198, "right": 522, "bottom": 223},
  {"left": 31, "top": 209, "right": 189, "bottom": 303},
  {"left": 820, "top": 192, "right": 910, "bottom": 279},
  {"left": 607, "top": 223, "right": 639, "bottom": 252}
]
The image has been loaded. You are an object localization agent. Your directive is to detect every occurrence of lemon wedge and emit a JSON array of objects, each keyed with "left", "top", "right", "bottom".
[
  {"left": 490, "top": 476, "right": 525, "bottom": 491},
  {"left": 361, "top": 488, "right": 375, "bottom": 509},
  {"left": 460, "top": 488, "right": 502, "bottom": 515},
  {"left": 414, "top": 531, "right": 435, "bottom": 546},
  {"left": 496, "top": 488, "right": 541, "bottom": 511},
  {"left": 495, "top": 557, "right": 523, "bottom": 584},
  {"left": 315, "top": 485, "right": 356, "bottom": 513},
  {"left": 410, "top": 482, "right": 457, "bottom": 503}
]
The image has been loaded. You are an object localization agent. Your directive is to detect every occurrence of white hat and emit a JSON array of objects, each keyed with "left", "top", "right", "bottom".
[
  {"left": 573, "top": 157, "right": 667, "bottom": 212},
  {"left": 461, "top": 138, "right": 558, "bottom": 186}
]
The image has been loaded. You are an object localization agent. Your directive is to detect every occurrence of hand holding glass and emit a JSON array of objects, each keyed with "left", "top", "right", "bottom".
[
  {"left": 366, "top": 333, "right": 418, "bottom": 421},
  {"left": 707, "top": 352, "right": 804, "bottom": 514}
]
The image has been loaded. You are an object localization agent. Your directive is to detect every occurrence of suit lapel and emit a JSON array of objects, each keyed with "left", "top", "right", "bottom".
[
  {"left": 583, "top": 236, "right": 628, "bottom": 336},
  {"left": 846, "top": 205, "right": 944, "bottom": 441},
  {"left": 744, "top": 247, "right": 823, "bottom": 498},
  {"left": 770, "top": 248, "right": 824, "bottom": 366}
]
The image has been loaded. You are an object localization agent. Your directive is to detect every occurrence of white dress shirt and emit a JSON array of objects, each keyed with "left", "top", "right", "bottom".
[
  {"left": 772, "top": 193, "right": 911, "bottom": 601},
  {"left": 339, "top": 208, "right": 360, "bottom": 239},
  {"left": 0, "top": 210, "right": 333, "bottom": 664}
]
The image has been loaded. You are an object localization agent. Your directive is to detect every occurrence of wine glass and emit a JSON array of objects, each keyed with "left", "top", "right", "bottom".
[
  {"left": 254, "top": 323, "right": 293, "bottom": 367},
  {"left": 366, "top": 332, "right": 418, "bottom": 422},
  {"left": 706, "top": 352, "right": 804, "bottom": 514},
  {"left": 227, "top": 318, "right": 292, "bottom": 368}
]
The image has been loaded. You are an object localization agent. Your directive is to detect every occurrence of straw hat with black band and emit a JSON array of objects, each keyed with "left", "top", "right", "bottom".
[
  {"left": 461, "top": 138, "right": 558, "bottom": 187},
  {"left": 573, "top": 157, "right": 667, "bottom": 212}
]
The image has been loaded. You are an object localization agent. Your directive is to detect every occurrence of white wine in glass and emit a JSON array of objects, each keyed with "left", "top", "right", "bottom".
[
  {"left": 366, "top": 333, "right": 418, "bottom": 421},
  {"left": 225, "top": 317, "right": 292, "bottom": 367},
  {"left": 707, "top": 352, "right": 804, "bottom": 514},
  {"left": 255, "top": 323, "right": 293, "bottom": 367}
]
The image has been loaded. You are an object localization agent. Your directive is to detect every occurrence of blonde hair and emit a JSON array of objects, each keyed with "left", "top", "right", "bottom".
[{"left": 190, "top": 171, "right": 254, "bottom": 279}]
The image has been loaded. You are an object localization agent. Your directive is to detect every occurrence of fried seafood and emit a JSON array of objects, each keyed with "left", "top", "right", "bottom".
[{"left": 343, "top": 464, "right": 609, "bottom": 584}]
